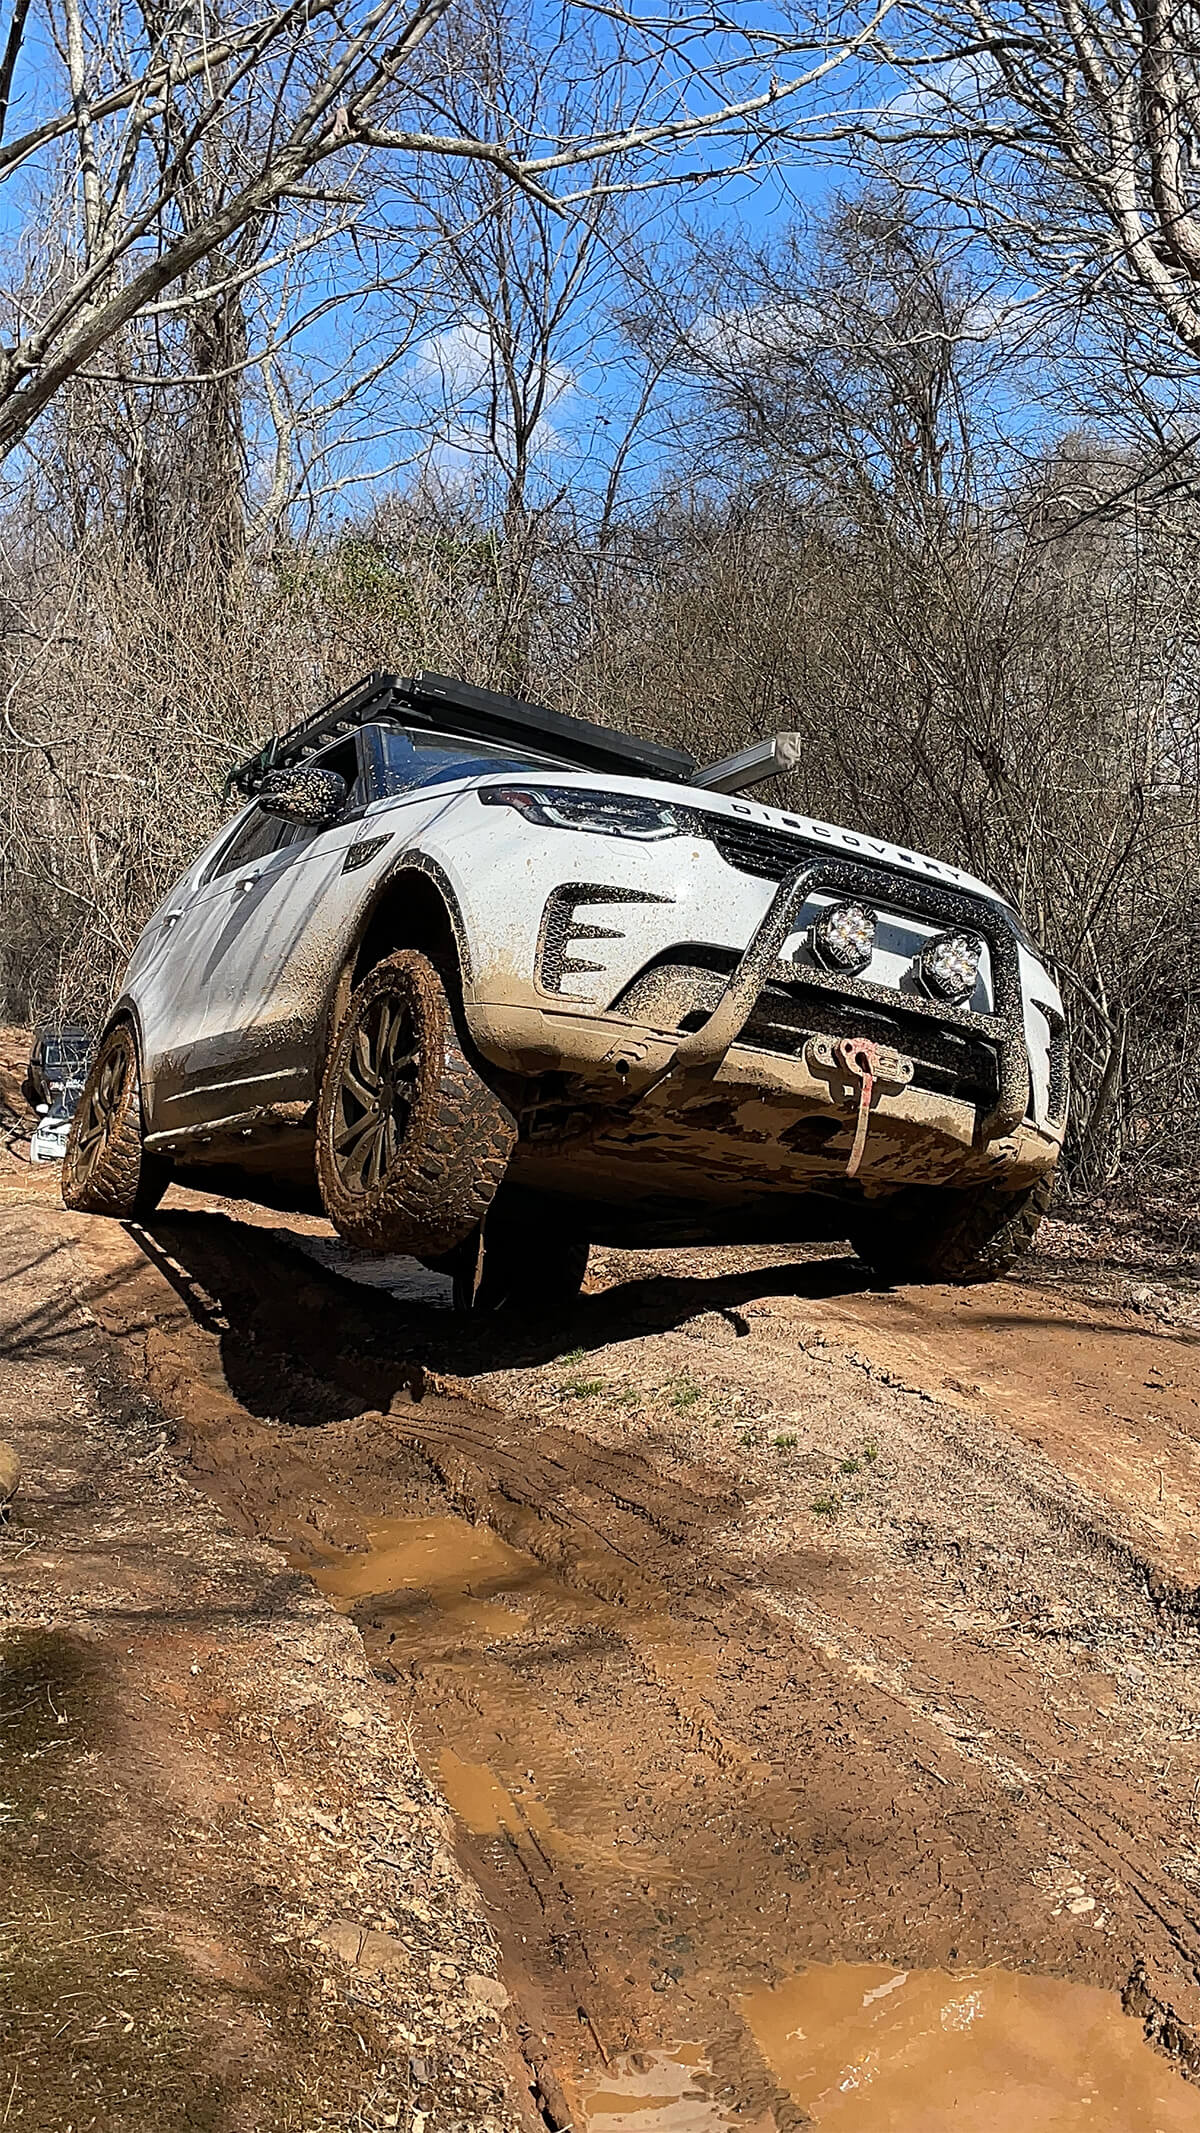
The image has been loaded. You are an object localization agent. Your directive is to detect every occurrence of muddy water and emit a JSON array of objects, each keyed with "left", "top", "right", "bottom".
[
  {"left": 287, "top": 1508, "right": 1200, "bottom": 2133},
  {"left": 580, "top": 2046, "right": 735, "bottom": 2130},
  {"left": 742, "top": 1963, "right": 1200, "bottom": 2131},
  {"left": 296, "top": 1512, "right": 543, "bottom": 1642}
]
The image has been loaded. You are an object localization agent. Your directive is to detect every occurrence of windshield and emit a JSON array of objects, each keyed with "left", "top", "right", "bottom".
[
  {"left": 377, "top": 725, "right": 566, "bottom": 797},
  {"left": 44, "top": 1039, "right": 91, "bottom": 1073}
]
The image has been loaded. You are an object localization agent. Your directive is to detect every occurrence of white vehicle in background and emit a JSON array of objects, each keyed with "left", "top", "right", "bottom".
[
  {"left": 31, "top": 1105, "right": 75, "bottom": 1165},
  {"left": 63, "top": 671, "right": 1067, "bottom": 1309}
]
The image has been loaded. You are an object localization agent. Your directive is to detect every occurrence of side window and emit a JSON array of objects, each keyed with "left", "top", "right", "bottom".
[
  {"left": 205, "top": 735, "right": 371, "bottom": 885},
  {"left": 307, "top": 736, "right": 371, "bottom": 808},
  {"left": 209, "top": 806, "right": 293, "bottom": 880}
]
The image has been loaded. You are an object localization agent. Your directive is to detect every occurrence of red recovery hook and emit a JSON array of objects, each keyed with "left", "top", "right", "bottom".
[{"left": 806, "top": 1035, "right": 915, "bottom": 1177}]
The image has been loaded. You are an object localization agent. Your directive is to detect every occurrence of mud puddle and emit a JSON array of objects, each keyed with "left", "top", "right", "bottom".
[
  {"left": 579, "top": 2046, "right": 734, "bottom": 2130},
  {"left": 742, "top": 1962, "right": 1200, "bottom": 2130},
  {"left": 280, "top": 1507, "right": 1200, "bottom": 2133},
  {"left": 295, "top": 1510, "right": 539, "bottom": 1639}
]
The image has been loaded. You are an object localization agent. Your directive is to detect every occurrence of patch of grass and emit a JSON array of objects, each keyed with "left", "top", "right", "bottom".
[
  {"left": 669, "top": 1377, "right": 702, "bottom": 1412},
  {"left": 736, "top": 1429, "right": 761, "bottom": 1450},
  {"left": 562, "top": 1377, "right": 606, "bottom": 1399},
  {"left": 772, "top": 1432, "right": 798, "bottom": 1451},
  {"left": 558, "top": 1347, "right": 587, "bottom": 1365},
  {"left": 863, "top": 1441, "right": 879, "bottom": 1463},
  {"left": 811, "top": 1493, "right": 841, "bottom": 1517},
  {"left": 838, "top": 1456, "right": 860, "bottom": 1476}
]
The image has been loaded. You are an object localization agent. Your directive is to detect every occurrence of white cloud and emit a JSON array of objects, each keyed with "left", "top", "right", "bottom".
[
  {"left": 878, "top": 55, "right": 991, "bottom": 124},
  {"left": 688, "top": 297, "right": 825, "bottom": 369},
  {"left": 408, "top": 315, "right": 574, "bottom": 479}
]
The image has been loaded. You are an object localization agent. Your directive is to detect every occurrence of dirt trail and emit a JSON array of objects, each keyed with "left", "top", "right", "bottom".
[
  {"left": 3, "top": 1179, "right": 1181, "bottom": 2129},
  {"left": 0, "top": 1205, "right": 527, "bottom": 2133}
]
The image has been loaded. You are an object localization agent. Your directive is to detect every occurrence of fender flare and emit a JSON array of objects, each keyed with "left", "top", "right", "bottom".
[{"left": 319, "top": 851, "right": 475, "bottom": 1056}]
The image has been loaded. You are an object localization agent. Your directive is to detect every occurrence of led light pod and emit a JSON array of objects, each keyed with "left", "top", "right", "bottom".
[
  {"left": 918, "top": 929, "right": 984, "bottom": 1003},
  {"left": 810, "top": 900, "right": 876, "bottom": 974}
]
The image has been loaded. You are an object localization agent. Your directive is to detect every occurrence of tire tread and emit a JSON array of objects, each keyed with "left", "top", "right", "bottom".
[
  {"left": 851, "top": 1171, "right": 1055, "bottom": 1286},
  {"left": 316, "top": 950, "right": 516, "bottom": 1256},
  {"left": 61, "top": 1023, "right": 168, "bottom": 1220}
]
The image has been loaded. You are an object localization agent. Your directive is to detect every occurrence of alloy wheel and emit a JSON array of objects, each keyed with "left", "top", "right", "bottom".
[
  {"left": 332, "top": 991, "right": 420, "bottom": 1196},
  {"left": 72, "top": 1043, "right": 128, "bottom": 1185}
]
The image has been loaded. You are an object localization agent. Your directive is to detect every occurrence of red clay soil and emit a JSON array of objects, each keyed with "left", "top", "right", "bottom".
[{"left": 6, "top": 1020, "right": 1200, "bottom": 2128}]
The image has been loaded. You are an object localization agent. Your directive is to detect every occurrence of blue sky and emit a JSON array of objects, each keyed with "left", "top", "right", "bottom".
[{"left": 0, "top": 0, "right": 1076, "bottom": 526}]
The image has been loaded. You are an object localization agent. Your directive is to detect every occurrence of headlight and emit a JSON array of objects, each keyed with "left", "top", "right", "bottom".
[
  {"left": 478, "top": 784, "right": 691, "bottom": 841},
  {"left": 918, "top": 929, "right": 984, "bottom": 1003},
  {"left": 810, "top": 900, "right": 876, "bottom": 974}
]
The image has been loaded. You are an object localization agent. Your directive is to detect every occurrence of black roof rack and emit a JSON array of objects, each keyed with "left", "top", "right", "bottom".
[{"left": 227, "top": 671, "right": 695, "bottom": 798}]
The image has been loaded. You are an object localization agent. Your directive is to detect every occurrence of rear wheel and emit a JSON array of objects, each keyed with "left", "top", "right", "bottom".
[
  {"left": 446, "top": 1209, "right": 590, "bottom": 1315},
  {"left": 849, "top": 1171, "right": 1055, "bottom": 1286},
  {"left": 315, "top": 949, "right": 516, "bottom": 1256},
  {"left": 61, "top": 1022, "right": 168, "bottom": 1219}
]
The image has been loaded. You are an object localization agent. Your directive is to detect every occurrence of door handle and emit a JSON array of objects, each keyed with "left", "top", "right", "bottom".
[
  {"left": 161, "top": 910, "right": 184, "bottom": 931},
  {"left": 232, "top": 873, "right": 261, "bottom": 895}
]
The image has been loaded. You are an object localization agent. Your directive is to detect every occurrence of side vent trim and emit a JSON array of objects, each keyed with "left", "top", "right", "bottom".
[{"left": 538, "top": 883, "right": 672, "bottom": 995}]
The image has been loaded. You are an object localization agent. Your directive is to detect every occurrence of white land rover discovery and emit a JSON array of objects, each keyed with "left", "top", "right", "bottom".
[{"left": 64, "top": 671, "right": 1067, "bottom": 1308}]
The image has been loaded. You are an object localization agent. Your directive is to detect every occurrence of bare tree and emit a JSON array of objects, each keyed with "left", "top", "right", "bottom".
[
  {"left": 0, "top": 0, "right": 896, "bottom": 464},
  {"left": 656, "top": 187, "right": 1024, "bottom": 543},
  {"left": 869, "top": 0, "right": 1200, "bottom": 382},
  {"left": 392, "top": 20, "right": 664, "bottom": 685}
]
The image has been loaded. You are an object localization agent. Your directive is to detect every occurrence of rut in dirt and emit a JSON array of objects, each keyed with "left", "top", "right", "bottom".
[{"left": 76, "top": 1204, "right": 1200, "bottom": 2131}]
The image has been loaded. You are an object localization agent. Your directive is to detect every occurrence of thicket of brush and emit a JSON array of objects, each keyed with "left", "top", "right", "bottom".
[{"left": 3, "top": 202, "right": 1197, "bottom": 1222}]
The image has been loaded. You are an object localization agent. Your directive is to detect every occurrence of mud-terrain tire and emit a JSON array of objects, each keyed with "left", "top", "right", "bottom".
[
  {"left": 446, "top": 1212, "right": 590, "bottom": 1315},
  {"left": 61, "top": 1021, "right": 169, "bottom": 1219},
  {"left": 316, "top": 949, "right": 516, "bottom": 1257},
  {"left": 850, "top": 1171, "right": 1055, "bottom": 1286}
]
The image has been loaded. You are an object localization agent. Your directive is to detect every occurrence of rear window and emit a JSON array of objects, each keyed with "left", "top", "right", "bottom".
[{"left": 377, "top": 726, "right": 563, "bottom": 796}]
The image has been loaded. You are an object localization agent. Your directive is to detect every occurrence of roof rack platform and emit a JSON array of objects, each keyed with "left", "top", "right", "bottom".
[{"left": 228, "top": 671, "right": 695, "bottom": 797}]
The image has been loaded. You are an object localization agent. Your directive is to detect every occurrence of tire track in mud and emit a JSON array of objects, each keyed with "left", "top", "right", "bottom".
[{"left": 57, "top": 1202, "right": 1200, "bottom": 2126}]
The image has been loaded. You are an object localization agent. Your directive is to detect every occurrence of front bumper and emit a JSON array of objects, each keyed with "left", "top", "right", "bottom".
[
  {"left": 611, "top": 855, "right": 1038, "bottom": 1141},
  {"left": 493, "top": 999, "right": 1061, "bottom": 1201},
  {"left": 469, "top": 856, "right": 1066, "bottom": 1205}
]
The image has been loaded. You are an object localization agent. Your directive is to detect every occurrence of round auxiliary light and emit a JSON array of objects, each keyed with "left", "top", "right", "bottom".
[
  {"left": 811, "top": 900, "right": 876, "bottom": 974},
  {"left": 919, "top": 929, "right": 984, "bottom": 1003}
]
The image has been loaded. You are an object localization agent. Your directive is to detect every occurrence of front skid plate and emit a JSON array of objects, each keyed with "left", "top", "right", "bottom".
[{"left": 515, "top": 1065, "right": 1056, "bottom": 1209}]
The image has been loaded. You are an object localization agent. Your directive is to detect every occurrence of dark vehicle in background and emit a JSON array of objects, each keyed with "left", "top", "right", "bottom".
[{"left": 25, "top": 1025, "right": 94, "bottom": 1110}]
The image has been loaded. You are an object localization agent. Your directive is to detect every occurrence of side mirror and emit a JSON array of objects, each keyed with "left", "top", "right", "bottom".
[
  {"left": 258, "top": 765, "right": 348, "bottom": 826},
  {"left": 35, "top": 1103, "right": 49, "bottom": 1115}
]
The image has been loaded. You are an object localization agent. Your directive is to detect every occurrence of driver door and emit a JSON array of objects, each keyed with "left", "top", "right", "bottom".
[{"left": 172, "top": 733, "right": 373, "bottom": 1123}]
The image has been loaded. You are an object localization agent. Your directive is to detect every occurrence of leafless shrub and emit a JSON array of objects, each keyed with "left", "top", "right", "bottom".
[
  {"left": 0, "top": 497, "right": 520, "bottom": 1019},
  {"left": 3, "top": 179, "right": 1197, "bottom": 1225}
]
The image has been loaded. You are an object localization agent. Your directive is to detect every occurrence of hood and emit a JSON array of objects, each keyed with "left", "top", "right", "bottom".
[{"left": 470, "top": 767, "right": 1007, "bottom": 908}]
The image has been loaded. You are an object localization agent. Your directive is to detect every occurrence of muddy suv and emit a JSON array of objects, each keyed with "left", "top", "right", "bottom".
[{"left": 64, "top": 671, "right": 1067, "bottom": 1307}]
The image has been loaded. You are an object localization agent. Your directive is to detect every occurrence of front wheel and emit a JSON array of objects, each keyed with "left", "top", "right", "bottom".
[
  {"left": 61, "top": 1022, "right": 169, "bottom": 1219},
  {"left": 315, "top": 950, "right": 516, "bottom": 1257},
  {"left": 849, "top": 1171, "right": 1055, "bottom": 1286}
]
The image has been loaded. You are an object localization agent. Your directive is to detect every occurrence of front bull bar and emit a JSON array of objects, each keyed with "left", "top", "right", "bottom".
[{"left": 629, "top": 857, "right": 1030, "bottom": 1143}]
